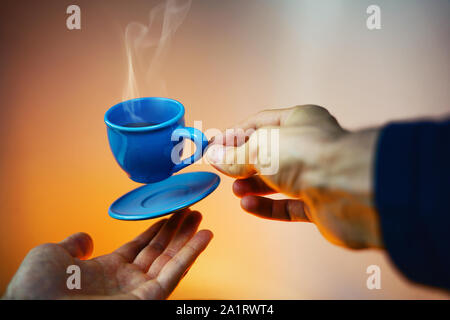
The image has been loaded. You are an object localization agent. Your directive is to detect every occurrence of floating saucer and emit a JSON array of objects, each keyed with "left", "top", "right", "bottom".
[{"left": 108, "top": 171, "right": 220, "bottom": 221}]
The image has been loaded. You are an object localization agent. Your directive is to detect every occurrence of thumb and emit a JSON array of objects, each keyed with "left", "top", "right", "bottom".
[
  {"left": 206, "top": 143, "right": 257, "bottom": 178},
  {"left": 59, "top": 232, "right": 93, "bottom": 259},
  {"left": 206, "top": 127, "right": 279, "bottom": 178}
]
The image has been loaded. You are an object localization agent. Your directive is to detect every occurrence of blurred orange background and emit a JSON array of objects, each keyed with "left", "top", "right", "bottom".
[{"left": 0, "top": 0, "right": 449, "bottom": 299}]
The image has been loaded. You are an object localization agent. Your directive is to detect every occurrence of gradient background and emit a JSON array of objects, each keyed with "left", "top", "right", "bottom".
[{"left": 0, "top": 0, "right": 449, "bottom": 299}]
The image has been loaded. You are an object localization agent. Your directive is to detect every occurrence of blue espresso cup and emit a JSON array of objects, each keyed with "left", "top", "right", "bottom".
[{"left": 105, "top": 97, "right": 208, "bottom": 183}]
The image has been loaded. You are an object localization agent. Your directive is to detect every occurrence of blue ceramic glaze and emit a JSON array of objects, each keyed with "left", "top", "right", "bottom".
[
  {"left": 105, "top": 97, "right": 208, "bottom": 183},
  {"left": 108, "top": 171, "right": 220, "bottom": 220}
]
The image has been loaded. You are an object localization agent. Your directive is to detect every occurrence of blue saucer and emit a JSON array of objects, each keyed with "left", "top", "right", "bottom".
[{"left": 109, "top": 171, "right": 220, "bottom": 221}]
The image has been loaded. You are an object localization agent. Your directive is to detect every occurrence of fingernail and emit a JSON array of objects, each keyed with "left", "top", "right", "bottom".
[{"left": 206, "top": 144, "right": 225, "bottom": 164}]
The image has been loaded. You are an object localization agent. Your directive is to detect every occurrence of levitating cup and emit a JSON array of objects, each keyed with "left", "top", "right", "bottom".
[{"left": 105, "top": 97, "right": 208, "bottom": 183}]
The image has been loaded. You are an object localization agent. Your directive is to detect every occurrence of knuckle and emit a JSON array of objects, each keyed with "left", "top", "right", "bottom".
[
  {"left": 293, "top": 104, "right": 330, "bottom": 118},
  {"left": 170, "top": 254, "right": 185, "bottom": 270},
  {"left": 149, "top": 241, "right": 165, "bottom": 253},
  {"left": 163, "top": 247, "right": 178, "bottom": 258},
  {"left": 184, "top": 243, "right": 197, "bottom": 255}
]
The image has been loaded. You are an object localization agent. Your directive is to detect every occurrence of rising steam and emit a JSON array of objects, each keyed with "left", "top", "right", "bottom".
[{"left": 122, "top": 0, "right": 192, "bottom": 121}]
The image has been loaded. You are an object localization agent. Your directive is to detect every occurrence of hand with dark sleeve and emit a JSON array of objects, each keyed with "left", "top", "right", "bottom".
[{"left": 206, "top": 104, "right": 449, "bottom": 290}]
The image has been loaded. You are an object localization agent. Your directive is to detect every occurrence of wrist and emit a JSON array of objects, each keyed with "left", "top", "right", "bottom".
[
  {"left": 321, "top": 128, "right": 383, "bottom": 249},
  {"left": 324, "top": 128, "right": 379, "bottom": 194}
]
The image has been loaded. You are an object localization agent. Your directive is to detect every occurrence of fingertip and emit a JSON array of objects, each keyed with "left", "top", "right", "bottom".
[
  {"left": 197, "top": 229, "right": 214, "bottom": 241},
  {"left": 76, "top": 231, "right": 93, "bottom": 245},
  {"left": 75, "top": 232, "right": 93, "bottom": 242},
  {"left": 205, "top": 144, "right": 225, "bottom": 164},
  {"left": 187, "top": 210, "right": 203, "bottom": 222},
  {"left": 190, "top": 210, "right": 202, "bottom": 217},
  {"left": 64, "top": 232, "right": 94, "bottom": 259},
  {"left": 240, "top": 195, "right": 260, "bottom": 213},
  {"left": 79, "top": 232, "right": 94, "bottom": 258},
  {"left": 232, "top": 179, "right": 246, "bottom": 197}
]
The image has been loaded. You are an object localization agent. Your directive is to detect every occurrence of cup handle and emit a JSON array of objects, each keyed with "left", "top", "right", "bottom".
[{"left": 171, "top": 127, "right": 208, "bottom": 174}]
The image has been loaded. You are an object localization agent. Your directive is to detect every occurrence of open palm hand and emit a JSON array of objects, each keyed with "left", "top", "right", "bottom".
[{"left": 4, "top": 210, "right": 212, "bottom": 299}]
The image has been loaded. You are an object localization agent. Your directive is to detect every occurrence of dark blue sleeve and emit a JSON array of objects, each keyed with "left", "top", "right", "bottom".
[{"left": 375, "top": 119, "right": 450, "bottom": 290}]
